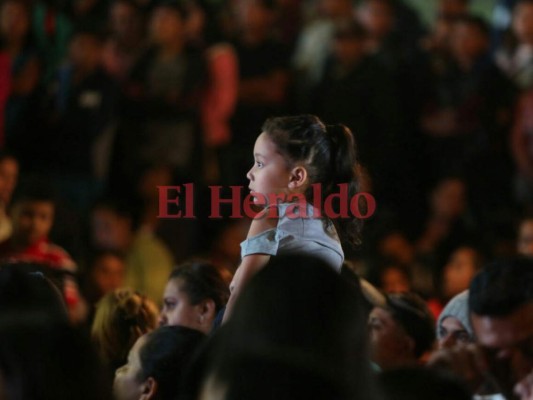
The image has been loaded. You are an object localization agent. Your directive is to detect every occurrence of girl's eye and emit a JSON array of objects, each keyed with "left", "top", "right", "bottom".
[{"left": 256, "top": 161, "right": 263, "bottom": 168}]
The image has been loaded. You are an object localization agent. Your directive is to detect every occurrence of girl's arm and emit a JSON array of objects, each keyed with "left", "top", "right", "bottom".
[{"left": 222, "top": 212, "right": 277, "bottom": 323}]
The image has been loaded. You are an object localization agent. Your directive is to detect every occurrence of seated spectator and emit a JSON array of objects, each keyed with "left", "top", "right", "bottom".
[
  {"left": 436, "top": 290, "right": 474, "bottom": 349},
  {"left": 441, "top": 246, "right": 483, "bottom": 301},
  {"left": 196, "top": 255, "right": 379, "bottom": 400},
  {"left": 82, "top": 249, "right": 126, "bottom": 306},
  {"left": 0, "top": 186, "right": 86, "bottom": 323},
  {"left": 368, "top": 292, "right": 435, "bottom": 370},
  {"left": 91, "top": 198, "right": 174, "bottom": 304},
  {"left": 159, "top": 261, "right": 229, "bottom": 334},
  {"left": 114, "top": 326, "right": 205, "bottom": 400},
  {"left": 511, "top": 89, "right": 533, "bottom": 205},
  {"left": 429, "top": 257, "right": 533, "bottom": 399},
  {"left": 91, "top": 287, "right": 158, "bottom": 373},
  {"left": 374, "top": 261, "right": 412, "bottom": 294}
]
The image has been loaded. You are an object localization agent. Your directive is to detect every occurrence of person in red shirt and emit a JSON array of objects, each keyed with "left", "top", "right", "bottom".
[{"left": 0, "top": 188, "right": 86, "bottom": 323}]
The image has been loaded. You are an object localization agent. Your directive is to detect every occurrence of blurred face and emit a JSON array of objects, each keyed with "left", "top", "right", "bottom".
[
  {"left": 357, "top": 0, "right": 394, "bottom": 40},
  {"left": 518, "top": 220, "right": 533, "bottom": 256},
  {"left": 110, "top": 1, "right": 140, "bottom": 40},
  {"left": 91, "top": 208, "right": 132, "bottom": 251},
  {"left": 0, "top": 158, "right": 18, "bottom": 207},
  {"left": 12, "top": 201, "right": 54, "bottom": 245},
  {"left": 0, "top": 1, "right": 30, "bottom": 41},
  {"left": 381, "top": 267, "right": 411, "bottom": 293},
  {"left": 368, "top": 307, "right": 412, "bottom": 369},
  {"left": 451, "top": 22, "right": 488, "bottom": 63},
  {"left": 237, "top": 0, "right": 273, "bottom": 32},
  {"left": 246, "top": 132, "right": 292, "bottom": 205},
  {"left": 472, "top": 303, "right": 533, "bottom": 399},
  {"left": 91, "top": 254, "right": 126, "bottom": 297},
  {"left": 513, "top": 3, "right": 533, "bottom": 44},
  {"left": 333, "top": 36, "right": 366, "bottom": 66},
  {"left": 114, "top": 335, "right": 147, "bottom": 400},
  {"left": 431, "top": 178, "right": 466, "bottom": 219},
  {"left": 159, "top": 278, "right": 208, "bottom": 333},
  {"left": 443, "top": 248, "right": 477, "bottom": 298},
  {"left": 150, "top": 7, "right": 184, "bottom": 45},
  {"left": 379, "top": 233, "right": 414, "bottom": 265},
  {"left": 69, "top": 34, "right": 101, "bottom": 68},
  {"left": 438, "top": 316, "right": 472, "bottom": 349}
]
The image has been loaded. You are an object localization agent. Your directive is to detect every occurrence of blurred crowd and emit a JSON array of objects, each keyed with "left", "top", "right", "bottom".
[{"left": 1, "top": 0, "right": 533, "bottom": 399}]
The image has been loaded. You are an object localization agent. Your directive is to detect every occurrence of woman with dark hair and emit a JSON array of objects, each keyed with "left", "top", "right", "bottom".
[
  {"left": 113, "top": 325, "right": 205, "bottom": 400},
  {"left": 159, "top": 261, "right": 229, "bottom": 333}
]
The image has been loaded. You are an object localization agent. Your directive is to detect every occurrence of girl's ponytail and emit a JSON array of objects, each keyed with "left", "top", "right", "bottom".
[{"left": 324, "top": 124, "right": 363, "bottom": 247}]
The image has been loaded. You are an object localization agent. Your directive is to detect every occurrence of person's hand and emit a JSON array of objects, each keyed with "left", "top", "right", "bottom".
[
  {"left": 428, "top": 344, "right": 490, "bottom": 393},
  {"left": 515, "top": 370, "right": 533, "bottom": 400}
]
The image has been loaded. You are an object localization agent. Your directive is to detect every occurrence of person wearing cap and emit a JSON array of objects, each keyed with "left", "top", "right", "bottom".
[
  {"left": 437, "top": 290, "right": 474, "bottom": 349},
  {"left": 368, "top": 292, "right": 435, "bottom": 370}
]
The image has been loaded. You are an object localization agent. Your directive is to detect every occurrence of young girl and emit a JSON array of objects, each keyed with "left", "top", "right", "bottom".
[{"left": 223, "top": 114, "right": 364, "bottom": 321}]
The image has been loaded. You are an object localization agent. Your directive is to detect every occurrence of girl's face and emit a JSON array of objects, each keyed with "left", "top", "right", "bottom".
[
  {"left": 0, "top": 1, "right": 29, "bottom": 41},
  {"left": 159, "top": 278, "right": 208, "bottom": 333},
  {"left": 443, "top": 247, "right": 477, "bottom": 298},
  {"left": 247, "top": 132, "right": 292, "bottom": 205},
  {"left": 149, "top": 7, "right": 184, "bottom": 45},
  {"left": 113, "top": 335, "right": 147, "bottom": 400}
]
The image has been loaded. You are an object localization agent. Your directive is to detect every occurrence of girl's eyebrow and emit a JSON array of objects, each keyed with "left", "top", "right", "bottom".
[{"left": 254, "top": 153, "right": 265, "bottom": 158}]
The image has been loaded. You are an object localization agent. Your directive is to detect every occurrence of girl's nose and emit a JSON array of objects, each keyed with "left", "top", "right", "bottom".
[{"left": 246, "top": 168, "right": 253, "bottom": 181}]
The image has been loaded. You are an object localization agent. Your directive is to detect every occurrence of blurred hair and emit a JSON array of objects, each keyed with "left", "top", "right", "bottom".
[
  {"left": 469, "top": 257, "right": 533, "bottom": 317},
  {"left": 91, "top": 288, "right": 158, "bottom": 370},
  {"left": 138, "top": 326, "right": 205, "bottom": 399},
  {"left": 169, "top": 261, "right": 229, "bottom": 313}
]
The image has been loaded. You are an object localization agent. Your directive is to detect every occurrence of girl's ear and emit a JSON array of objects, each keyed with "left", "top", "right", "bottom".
[
  {"left": 140, "top": 377, "right": 158, "bottom": 400},
  {"left": 288, "top": 166, "right": 308, "bottom": 190},
  {"left": 197, "top": 298, "right": 216, "bottom": 325}
]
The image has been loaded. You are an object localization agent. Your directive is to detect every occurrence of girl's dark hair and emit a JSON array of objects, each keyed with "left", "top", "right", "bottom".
[
  {"left": 169, "top": 261, "right": 229, "bottom": 313},
  {"left": 262, "top": 115, "right": 364, "bottom": 246},
  {"left": 139, "top": 326, "right": 205, "bottom": 399}
]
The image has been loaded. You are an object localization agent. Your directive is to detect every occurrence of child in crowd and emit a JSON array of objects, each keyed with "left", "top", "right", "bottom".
[
  {"left": 0, "top": 187, "right": 85, "bottom": 322},
  {"left": 224, "top": 114, "right": 364, "bottom": 321}
]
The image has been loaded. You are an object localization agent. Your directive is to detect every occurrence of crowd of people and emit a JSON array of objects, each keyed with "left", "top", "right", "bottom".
[{"left": 1, "top": 0, "right": 533, "bottom": 398}]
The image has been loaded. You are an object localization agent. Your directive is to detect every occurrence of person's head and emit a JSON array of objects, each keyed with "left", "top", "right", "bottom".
[
  {"left": 437, "top": 290, "right": 474, "bottom": 349},
  {"left": 368, "top": 292, "right": 435, "bottom": 370},
  {"left": 437, "top": 0, "right": 469, "bottom": 19},
  {"left": 0, "top": 0, "right": 30, "bottom": 44},
  {"left": 0, "top": 152, "right": 19, "bottom": 207},
  {"left": 91, "top": 288, "right": 159, "bottom": 370},
  {"left": 109, "top": 0, "right": 144, "bottom": 44},
  {"left": 333, "top": 19, "right": 368, "bottom": 66},
  {"left": 203, "top": 254, "right": 376, "bottom": 399},
  {"left": 235, "top": 0, "right": 276, "bottom": 35},
  {"left": 149, "top": 1, "right": 187, "bottom": 46},
  {"left": 430, "top": 176, "right": 467, "bottom": 219},
  {"left": 517, "top": 217, "right": 533, "bottom": 256},
  {"left": 91, "top": 198, "right": 135, "bottom": 252},
  {"left": 468, "top": 257, "right": 533, "bottom": 399},
  {"left": 114, "top": 326, "right": 205, "bottom": 400},
  {"left": 378, "top": 263, "right": 412, "bottom": 293},
  {"left": 159, "top": 261, "right": 229, "bottom": 334},
  {"left": 378, "top": 231, "right": 415, "bottom": 266},
  {"left": 10, "top": 188, "right": 56, "bottom": 246},
  {"left": 357, "top": 0, "right": 394, "bottom": 41},
  {"left": 513, "top": 0, "right": 533, "bottom": 45},
  {"left": 442, "top": 246, "right": 483, "bottom": 299},
  {"left": 378, "top": 366, "right": 471, "bottom": 400},
  {"left": 450, "top": 15, "right": 489, "bottom": 64},
  {"left": 69, "top": 28, "right": 105, "bottom": 70},
  {"left": 183, "top": 0, "right": 223, "bottom": 46},
  {"left": 249, "top": 115, "right": 363, "bottom": 246},
  {"left": 89, "top": 249, "right": 126, "bottom": 300},
  {"left": 0, "top": 319, "right": 113, "bottom": 399}
]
